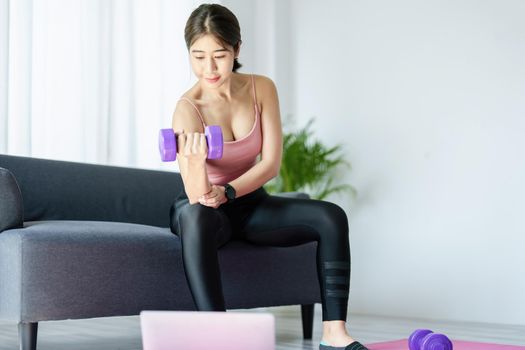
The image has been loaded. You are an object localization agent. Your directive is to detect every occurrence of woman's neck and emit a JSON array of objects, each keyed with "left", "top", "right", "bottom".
[{"left": 197, "top": 73, "right": 243, "bottom": 103}]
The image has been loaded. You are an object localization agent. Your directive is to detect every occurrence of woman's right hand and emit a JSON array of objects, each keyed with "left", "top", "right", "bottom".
[{"left": 177, "top": 131, "right": 208, "bottom": 163}]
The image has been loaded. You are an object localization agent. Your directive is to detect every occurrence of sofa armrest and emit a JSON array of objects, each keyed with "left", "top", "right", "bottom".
[
  {"left": 273, "top": 191, "right": 311, "bottom": 200},
  {"left": 0, "top": 167, "right": 24, "bottom": 233}
]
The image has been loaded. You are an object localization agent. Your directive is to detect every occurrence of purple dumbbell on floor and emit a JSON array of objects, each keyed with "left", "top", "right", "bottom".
[
  {"left": 158, "top": 125, "right": 223, "bottom": 161},
  {"left": 409, "top": 329, "right": 453, "bottom": 350}
]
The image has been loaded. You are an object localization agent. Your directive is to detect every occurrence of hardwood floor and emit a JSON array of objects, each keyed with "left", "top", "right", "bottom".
[{"left": 1, "top": 305, "right": 524, "bottom": 349}]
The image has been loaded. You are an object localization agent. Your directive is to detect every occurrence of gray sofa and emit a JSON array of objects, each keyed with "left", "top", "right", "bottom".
[{"left": 0, "top": 154, "right": 321, "bottom": 350}]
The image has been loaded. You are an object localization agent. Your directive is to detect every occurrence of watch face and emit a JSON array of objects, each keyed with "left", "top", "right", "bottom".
[{"left": 225, "top": 185, "right": 235, "bottom": 200}]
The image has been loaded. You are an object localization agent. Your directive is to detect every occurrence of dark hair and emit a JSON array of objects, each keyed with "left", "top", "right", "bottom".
[{"left": 184, "top": 3, "right": 243, "bottom": 72}]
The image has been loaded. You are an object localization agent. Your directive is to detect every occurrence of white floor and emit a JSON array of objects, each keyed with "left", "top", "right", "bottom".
[{"left": 1, "top": 305, "right": 524, "bottom": 349}]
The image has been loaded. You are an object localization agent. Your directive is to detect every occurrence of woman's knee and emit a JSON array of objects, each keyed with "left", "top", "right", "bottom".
[
  {"left": 179, "top": 204, "right": 219, "bottom": 231},
  {"left": 175, "top": 204, "right": 231, "bottom": 245},
  {"left": 315, "top": 201, "right": 349, "bottom": 240}
]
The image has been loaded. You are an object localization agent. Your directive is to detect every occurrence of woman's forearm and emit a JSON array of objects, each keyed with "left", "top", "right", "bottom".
[
  {"left": 228, "top": 160, "right": 279, "bottom": 198},
  {"left": 182, "top": 161, "right": 212, "bottom": 204}
]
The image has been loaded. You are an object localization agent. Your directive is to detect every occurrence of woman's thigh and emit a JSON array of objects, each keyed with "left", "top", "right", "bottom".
[{"left": 240, "top": 194, "right": 349, "bottom": 247}]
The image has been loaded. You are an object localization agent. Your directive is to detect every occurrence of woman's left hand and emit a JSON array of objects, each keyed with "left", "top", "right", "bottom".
[{"left": 198, "top": 185, "right": 227, "bottom": 208}]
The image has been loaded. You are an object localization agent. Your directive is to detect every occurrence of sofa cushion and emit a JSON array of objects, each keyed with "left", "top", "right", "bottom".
[{"left": 0, "top": 167, "right": 24, "bottom": 233}]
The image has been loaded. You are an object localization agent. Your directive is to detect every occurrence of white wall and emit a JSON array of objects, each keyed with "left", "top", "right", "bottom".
[
  {"left": 229, "top": 0, "right": 525, "bottom": 325},
  {"left": 286, "top": 0, "right": 525, "bottom": 325}
]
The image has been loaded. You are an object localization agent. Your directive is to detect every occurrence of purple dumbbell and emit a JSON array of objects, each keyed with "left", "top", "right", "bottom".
[
  {"left": 158, "top": 125, "right": 223, "bottom": 161},
  {"left": 409, "top": 329, "right": 453, "bottom": 350}
]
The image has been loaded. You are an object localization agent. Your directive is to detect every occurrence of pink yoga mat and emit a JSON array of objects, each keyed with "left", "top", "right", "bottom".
[{"left": 367, "top": 339, "right": 525, "bottom": 350}]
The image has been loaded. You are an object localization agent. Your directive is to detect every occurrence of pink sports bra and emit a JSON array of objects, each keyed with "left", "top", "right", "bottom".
[{"left": 178, "top": 74, "right": 262, "bottom": 185}]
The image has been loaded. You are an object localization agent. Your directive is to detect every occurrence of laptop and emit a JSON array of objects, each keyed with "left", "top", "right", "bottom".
[{"left": 140, "top": 310, "right": 275, "bottom": 350}]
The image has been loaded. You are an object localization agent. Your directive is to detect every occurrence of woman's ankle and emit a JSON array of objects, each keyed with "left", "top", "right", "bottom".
[{"left": 323, "top": 320, "right": 347, "bottom": 334}]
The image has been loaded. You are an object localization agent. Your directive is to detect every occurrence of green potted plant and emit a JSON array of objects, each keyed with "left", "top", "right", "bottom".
[{"left": 264, "top": 118, "right": 357, "bottom": 200}]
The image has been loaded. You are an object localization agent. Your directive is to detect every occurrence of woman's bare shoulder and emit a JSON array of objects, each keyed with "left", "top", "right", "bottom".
[
  {"left": 179, "top": 83, "right": 201, "bottom": 101},
  {"left": 253, "top": 73, "right": 276, "bottom": 90},
  {"left": 252, "top": 73, "right": 274, "bottom": 85},
  {"left": 252, "top": 74, "right": 278, "bottom": 101},
  {"left": 172, "top": 91, "right": 204, "bottom": 132}
]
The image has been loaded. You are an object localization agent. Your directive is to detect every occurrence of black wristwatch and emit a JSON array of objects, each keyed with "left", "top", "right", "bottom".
[{"left": 223, "top": 183, "right": 236, "bottom": 203}]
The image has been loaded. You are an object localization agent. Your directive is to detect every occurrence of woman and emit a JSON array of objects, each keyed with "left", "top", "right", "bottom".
[{"left": 169, "top": 4, "right": 368, "bottom": 350}]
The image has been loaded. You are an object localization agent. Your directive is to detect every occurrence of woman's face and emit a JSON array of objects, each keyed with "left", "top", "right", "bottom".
[{"left": 189, "top": 34, "right": 237, "bottom": 87}]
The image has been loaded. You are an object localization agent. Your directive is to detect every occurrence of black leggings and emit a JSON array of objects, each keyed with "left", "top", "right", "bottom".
[{"left": 169, "top": 187, "right": 351, "bottom": 322}]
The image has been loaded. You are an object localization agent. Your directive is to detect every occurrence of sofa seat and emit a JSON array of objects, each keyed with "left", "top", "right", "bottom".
[{"left": 1, "top": 220, "right": 320, "bottom": 323}]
